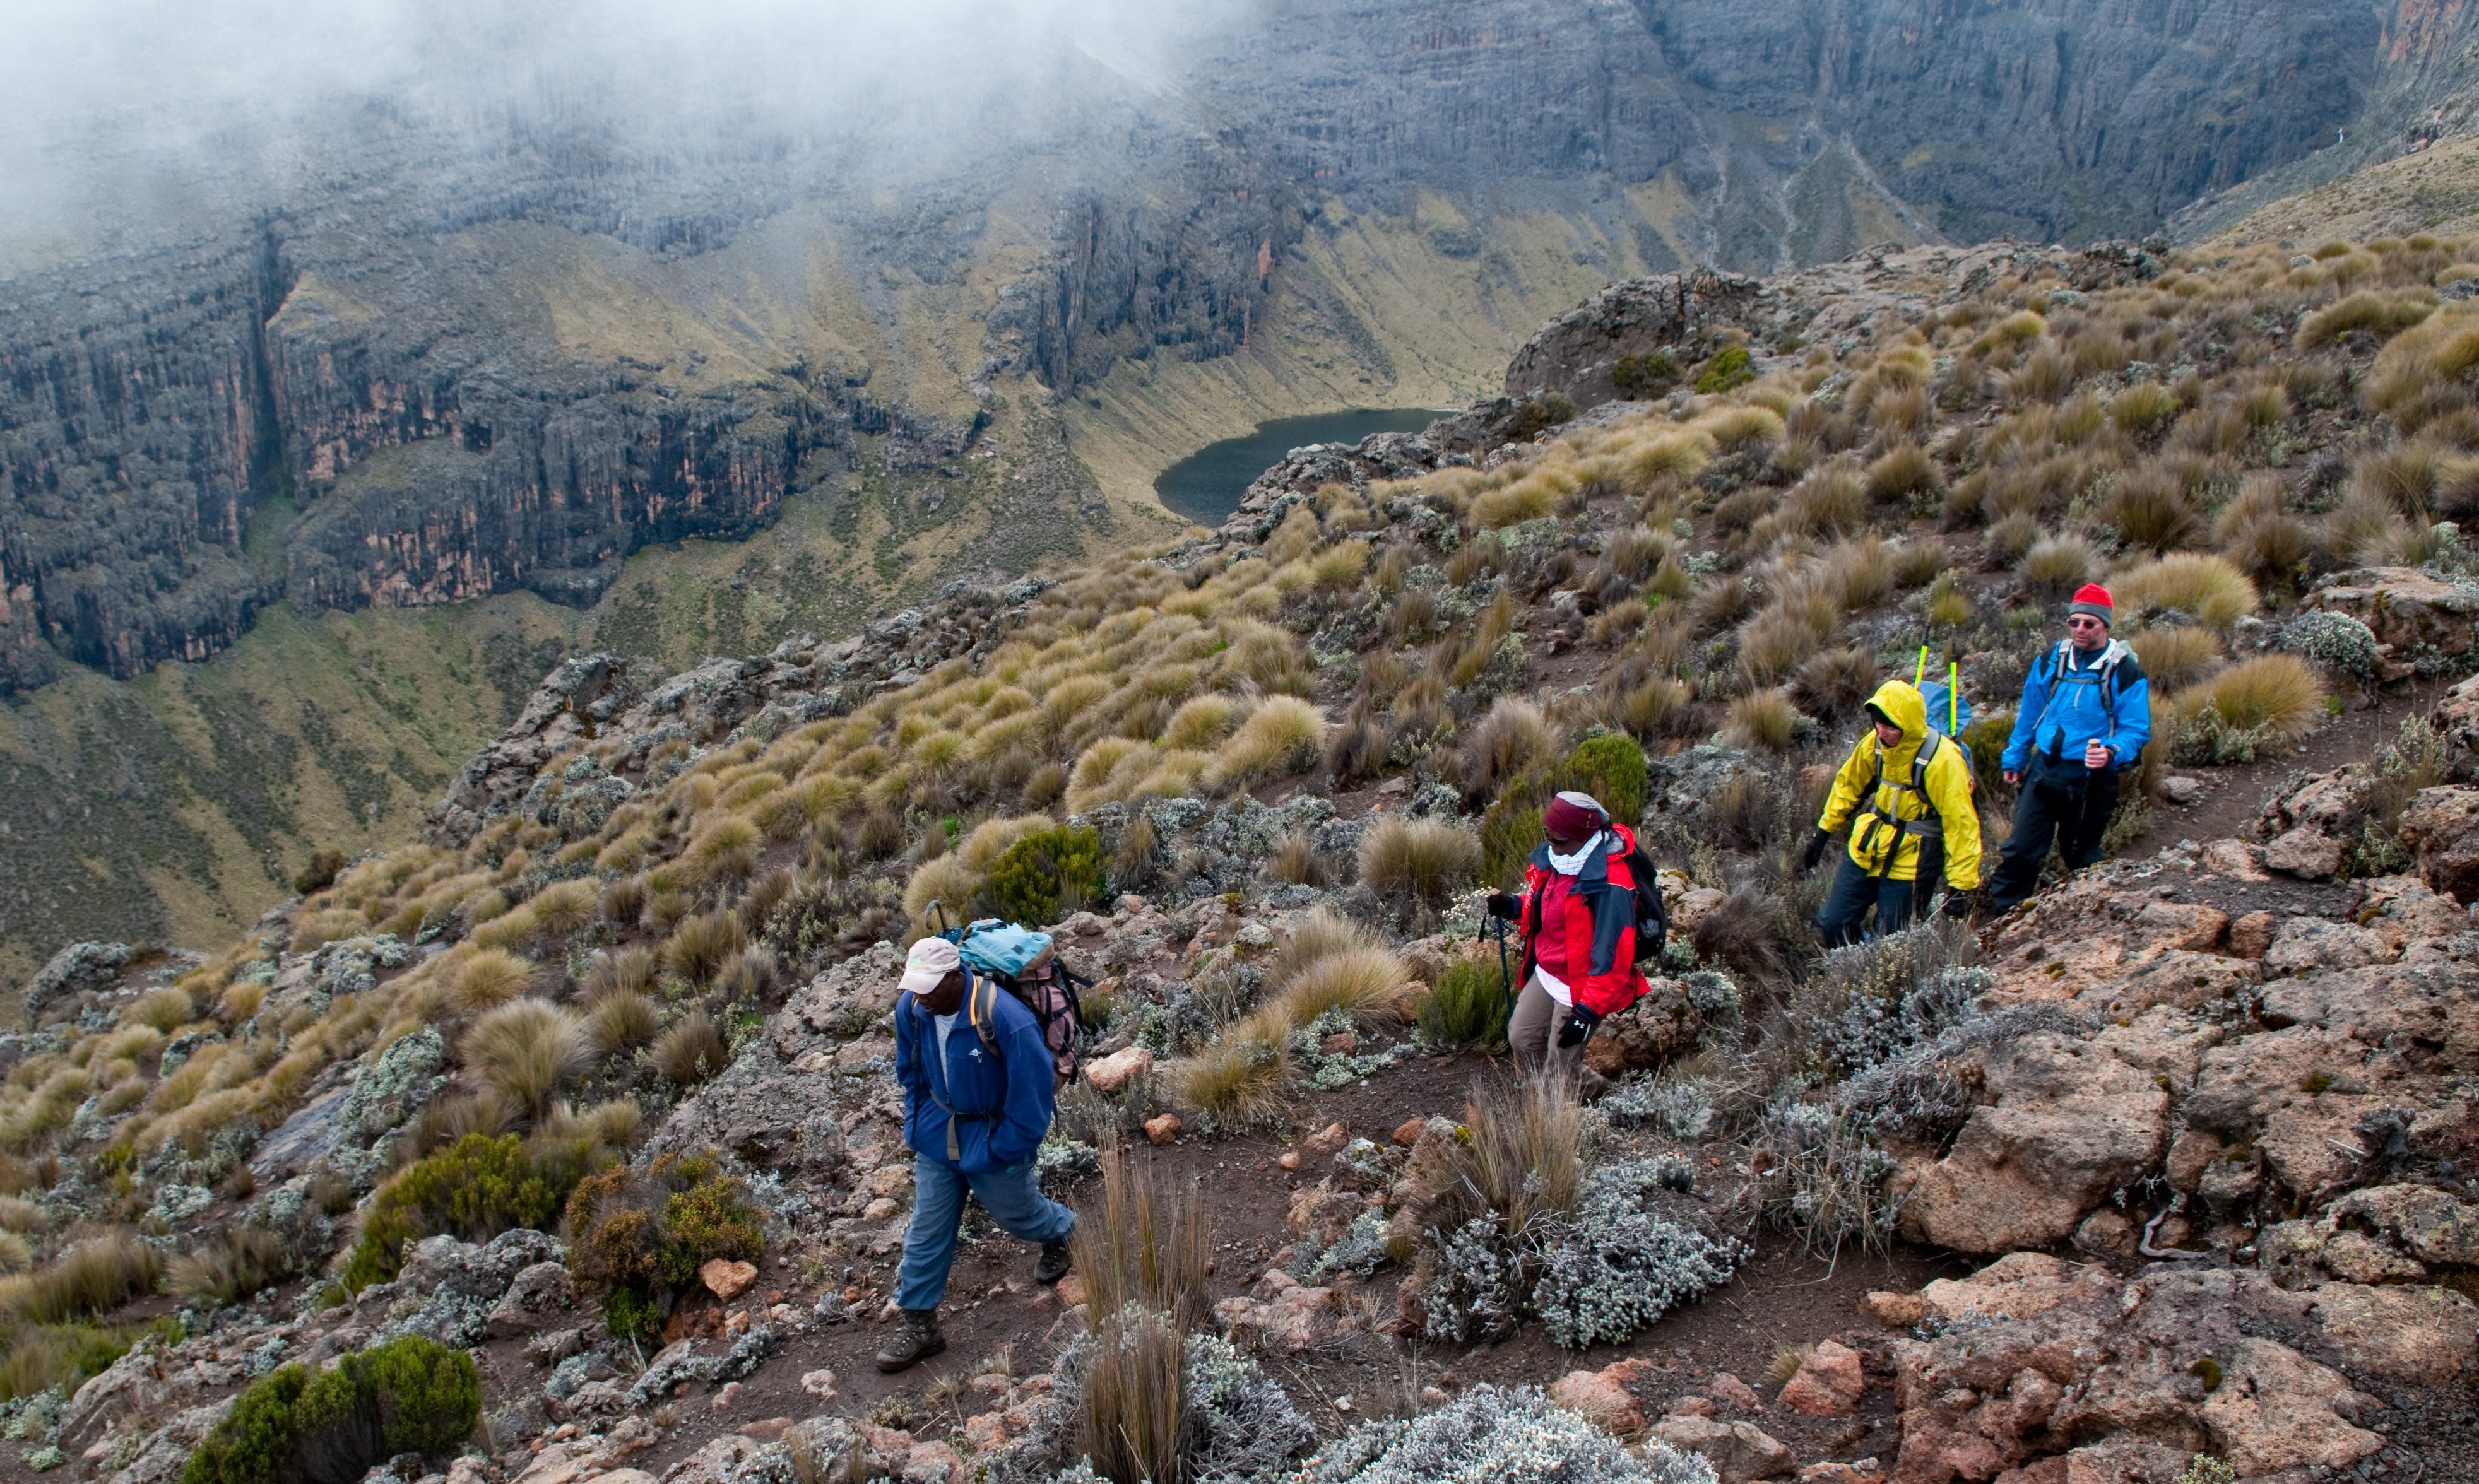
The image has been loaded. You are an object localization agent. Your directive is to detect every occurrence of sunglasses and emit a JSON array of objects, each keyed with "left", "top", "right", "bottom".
[{"left": 2065, "top": 616, "right": 2107, "bottom": 630}]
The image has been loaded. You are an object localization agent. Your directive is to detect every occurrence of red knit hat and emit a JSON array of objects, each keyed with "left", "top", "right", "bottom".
[
  {"left": 1542, "top": 791, "right": 1608, "bottom": 840},
  {"left": 2068, "top": 583, "right": 2113, "bottom": 627}
]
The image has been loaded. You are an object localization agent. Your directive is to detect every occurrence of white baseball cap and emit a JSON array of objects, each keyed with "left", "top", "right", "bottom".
[{"left": 899, "top": 936, "right": 962, "bottom": 995}]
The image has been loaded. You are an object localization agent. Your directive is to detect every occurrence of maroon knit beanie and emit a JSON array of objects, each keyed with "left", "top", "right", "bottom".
[{"left": 1542, "top": 791, "right": 1608, "bottom": 840}]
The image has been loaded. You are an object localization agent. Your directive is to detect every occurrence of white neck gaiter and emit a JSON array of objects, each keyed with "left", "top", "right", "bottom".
[{"left": 1546, "top": 832, "right": 1604, "bottom": 877}]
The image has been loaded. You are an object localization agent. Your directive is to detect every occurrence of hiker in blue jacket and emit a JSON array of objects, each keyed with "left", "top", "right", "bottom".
[
  {"left": 1989, "top": 584, "right": 2151, "bottom": 911},
  {"left": 879, "top": 935, "right": 1075, "bottom": 1372}
]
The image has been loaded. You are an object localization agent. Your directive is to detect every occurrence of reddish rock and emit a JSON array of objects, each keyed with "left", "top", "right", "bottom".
[
  {"left": 1144, "top": 1113, "right": 1182, "bottom": 1144},
  {"left": 1707, "top": 1372, "right": 1762, "bottom": 1410},
  {"left": 1083, "top": 1046, "right": 1156, "bottom": 1095},
  {"left": 1549, "top": 1368, "right": 1647, "bottom": 1439},
  {"left": 1777, "top": 1340, "right": 1865, "bottom": 1415},
  {"left": 2227, "top": 910, "right": 2275, "bottom": 958},
  {"left": 1392, "top": 1116, "right": 1426, "bottom": 1145},
  {"left": 1303, "top": 1121, "right": 1351, "bottom": 1157},
  {"left": 701, "top": 1259, "right": 758, "bottom": 1301}
]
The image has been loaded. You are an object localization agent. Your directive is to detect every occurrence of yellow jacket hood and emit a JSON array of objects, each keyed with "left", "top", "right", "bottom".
[{"left": 1863, "top": 680, "right": 1928, "bottom": 750}]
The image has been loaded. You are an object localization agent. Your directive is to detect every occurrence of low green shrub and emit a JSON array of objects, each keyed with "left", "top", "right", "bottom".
[
  {"left": 1417, "top": 958, "right": 1513, "bottom": 1051},
  {"left": 1694, "top": 346, "right": 1755, "bottom": 394},
  {"left": 1557, "top": 733, "right": 1648, "bottom": 826},
  {"left": 565, "top": 1151, "right": 766, "bottom": 1344},
  {"left": 1612, "top": 351, "right": 1681, "bottom": 399},
  {"left": 985, "top": 827, "right": 1106, "bottom": 926},
  {"left": 182, "top": 1334, "right": 478, "bottom": 1484},
  {"left": 341, "top": 1134, "right": 596, "bottom": 1293}
]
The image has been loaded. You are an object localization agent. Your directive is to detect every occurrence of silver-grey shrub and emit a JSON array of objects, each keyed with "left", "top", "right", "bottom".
[{"left": 1294, "top": 1385, "right": 1716, "bottom": 1484}]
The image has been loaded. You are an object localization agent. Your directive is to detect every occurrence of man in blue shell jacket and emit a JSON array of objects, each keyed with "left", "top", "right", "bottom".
[
  {"left": 1989, "top": 583, "right": 2152, "bottom": 912},
  {"left": 877, "top": 936, "right": 1075, "bottom": 1372}
]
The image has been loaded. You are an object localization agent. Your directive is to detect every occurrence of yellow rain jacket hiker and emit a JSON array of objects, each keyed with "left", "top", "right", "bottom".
[{"left": 1817, "top": 681, "right": 1982, "bottom": 889}]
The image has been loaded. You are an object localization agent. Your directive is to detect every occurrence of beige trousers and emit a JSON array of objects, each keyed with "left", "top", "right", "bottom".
[{"left": 1506, "top": 972, "right": 1607, "bottom": 1097}]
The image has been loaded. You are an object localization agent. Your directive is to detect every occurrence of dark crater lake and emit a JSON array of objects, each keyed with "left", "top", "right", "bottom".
[{"left": 1153, "top": 408, "right": 1446, "bottom": 525}]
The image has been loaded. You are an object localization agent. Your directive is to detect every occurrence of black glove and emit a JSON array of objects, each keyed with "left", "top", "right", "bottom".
[
  {"left": 1800, "top": 830, "right": 1830, "bottom": 873},
  {"left": 1484, "top": 891, "right": 1522, "bottom": 921},
  {"left": 1556, "top": 1004, "right": 1602, "bottom": 1049},
  {"left": 1938, "top": 893, "right": 1973, "bottom": 921}
]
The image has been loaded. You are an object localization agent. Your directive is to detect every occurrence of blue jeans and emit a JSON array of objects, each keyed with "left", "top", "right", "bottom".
[
  {"left": 893, "top": 1152, "right": 1075, "bottom": 1312},
  {"left": 1814, "top": 855, "right": 1919, "bottom": 948}
]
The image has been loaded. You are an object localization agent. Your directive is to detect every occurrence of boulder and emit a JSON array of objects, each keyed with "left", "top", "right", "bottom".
[
  {"left": 1582, "top": 975, "right": 1704, "bottom": 1073},
  {"left": 24, "top": 940, "right": 131, "bottom": 1023},
  {"left": 485, "top": 1262, "right": 576, "bottom": 1339},
  {"left": 1082, "top": 1046, "right": 1156, "bottom": 1096},
  {"left": 2304, "top": 567, "right": 2479, "bottom": 678},
  {"left": 1549, "top": 1367, "right": 1647, "bottom": 1439},
  {"left": 2398, "top": 784, "right": 2479, "bottom": 901},
  {"left": 701, "top": 1259, "right": 759, "bottom": 1301},
  {"left": 1893, "top": 1034, "right": 2170, "bottom": 1252},
  {"left": 2263, "top": 825, "right": 2343, "bottom": 879},
  {"left": 1775, "top": 1340, "right": 1865, "bottom": 1415},
  {"left": 1648, "top": 1415, "right": 1792, "bottom": 1483},
  {"left": 2200, "top": 1338, "right": 2382, "bottom": 1476},
  {"left": 2304, "top": 1281, "right": 2479, "bottom": 1384}
]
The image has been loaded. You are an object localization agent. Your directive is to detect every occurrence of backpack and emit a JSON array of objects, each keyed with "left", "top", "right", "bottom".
[
  {"left": 1618, "top": 839, "right": 1669, "bottom": 965},
  {"left": 926, "top": 908, "right": 1090, "bottom": 1081}
]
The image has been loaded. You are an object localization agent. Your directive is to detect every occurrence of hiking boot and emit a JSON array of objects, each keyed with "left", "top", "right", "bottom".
[
  {"left": 874, "top": 1308, "right": 945, "bottom": 1372},
  {"left": 1036, "top": 1237, "right": 1074, "bottom": 1285}
]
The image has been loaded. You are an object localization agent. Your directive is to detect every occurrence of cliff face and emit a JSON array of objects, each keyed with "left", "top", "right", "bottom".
[{"left": 0, "top": 0, "right": 2391, "bottom": 702}]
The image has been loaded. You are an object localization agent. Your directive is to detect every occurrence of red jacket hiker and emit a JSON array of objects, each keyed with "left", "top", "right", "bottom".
[{"left": 1515, "top": 820, "right": 1653, "bottom": 1018}]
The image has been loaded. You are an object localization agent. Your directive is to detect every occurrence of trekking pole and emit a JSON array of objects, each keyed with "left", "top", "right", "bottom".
[
  {"left": 1949, "top": 659, "right": 1960, "bottom": 733},
  {"left": 1914, "top": 643, "right": 1929, "bottom": 687},
  {"left": 1492, "top": 910, "right": 1517, "bottom": 1050}
]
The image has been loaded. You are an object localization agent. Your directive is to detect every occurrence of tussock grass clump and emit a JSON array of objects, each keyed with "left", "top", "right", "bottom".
[
  {"left": 1358, "top": 818, "right": 1482, "bottom": 904},
  {"left": 2019, "top": 533, "right": 2097, "bottom": 598},
  {"left": 2181, "top": 655, "right": 2325, "bottom": 743},
  {"left": 586, "top": 992, "right": 661, "bottom": 1056},
  {"left": 1161, "top": 694, "right": 1238, "bottom": 750},
  {"left": 1863, "top": 444, "right": 1940, "bottom": 505},
  {"left": 1723, "top": 691, "right": 1801, "bottom": 753},
  {"left": 904, "top": 852, "right": 983, "bottom": 926},
  {"left": 2112, "top": 380, "right": 2181, "bottom": 438},
  {"left": 0, "top": 1232, "right": 160, "bottom": 1325},
  {"left": 2215, "top": 475, "right": 2316, "bottom": 586},
  {"left": 1612, "top": 676, "right": 1695, "bottom": 740},
  {"left": 2112, "top": 553, "right": 2258, "bottom": 628},
  {"left": 1459, "top": 697, "right": 1556, "bottom": 801},
  {"left": 169, "top": 1226, "right": 290, "bottom": 1307},
  {"left": 1072, "top": 1146, "right": 1211, "bottom": 1331},
  {"left": 664, "top": 910, "right": 747, "bottom": 984},
  {"left": 2299, "top": 291, "right": 2435, "bottom": 348},
  {"left": 654, "top": 1011, "right": 731, "bottom": 1087},
  {"left": 526, "top": 879, "right": 598, "bottom": 937},
  {"left": 583, "top": 945, "right": 656, "bottom": 1002},
  {"left": 2129, "top": 627, "right": 2223, "bottom": 691},
  {"left": 453, "top": 949, "right": 536, "bottom": 1012},
  {"left": 1279, "top": 946, "right": 1409, "bottom": 1027},
  {"left": 1207, "top": 697, "right": 1325, "bottom": 790},
  {"left": 1791, "top": 647, "right": 1878, "bottom": 721},
  {"left": 600, "top": 875, "right": 647, "bottom": 927},
  {"left": 465, "top": 1001, "right": 591, "bottom": 1121},
  {"left": 2368, "top": 302, "right": 2479, "bottom": 424},
  {"left": 1175, "top": 1022, "right": 1288, "bottom": 1127},
  {"left": 124, "top": 987, "right": 198, "bottom": 1035}
]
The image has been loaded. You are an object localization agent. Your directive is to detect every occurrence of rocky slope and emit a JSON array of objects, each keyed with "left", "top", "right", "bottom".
[
  {"left": 15, "top": 227, "right": 2479, "bottom": 1484},
  {"left": 0, "top": 0, "right": 2431, "bottom": 967}
]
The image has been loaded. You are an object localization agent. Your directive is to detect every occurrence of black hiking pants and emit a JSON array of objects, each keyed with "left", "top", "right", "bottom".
[{"left": 1989, "top": 752, "right": 2120, "bottom": 912}]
